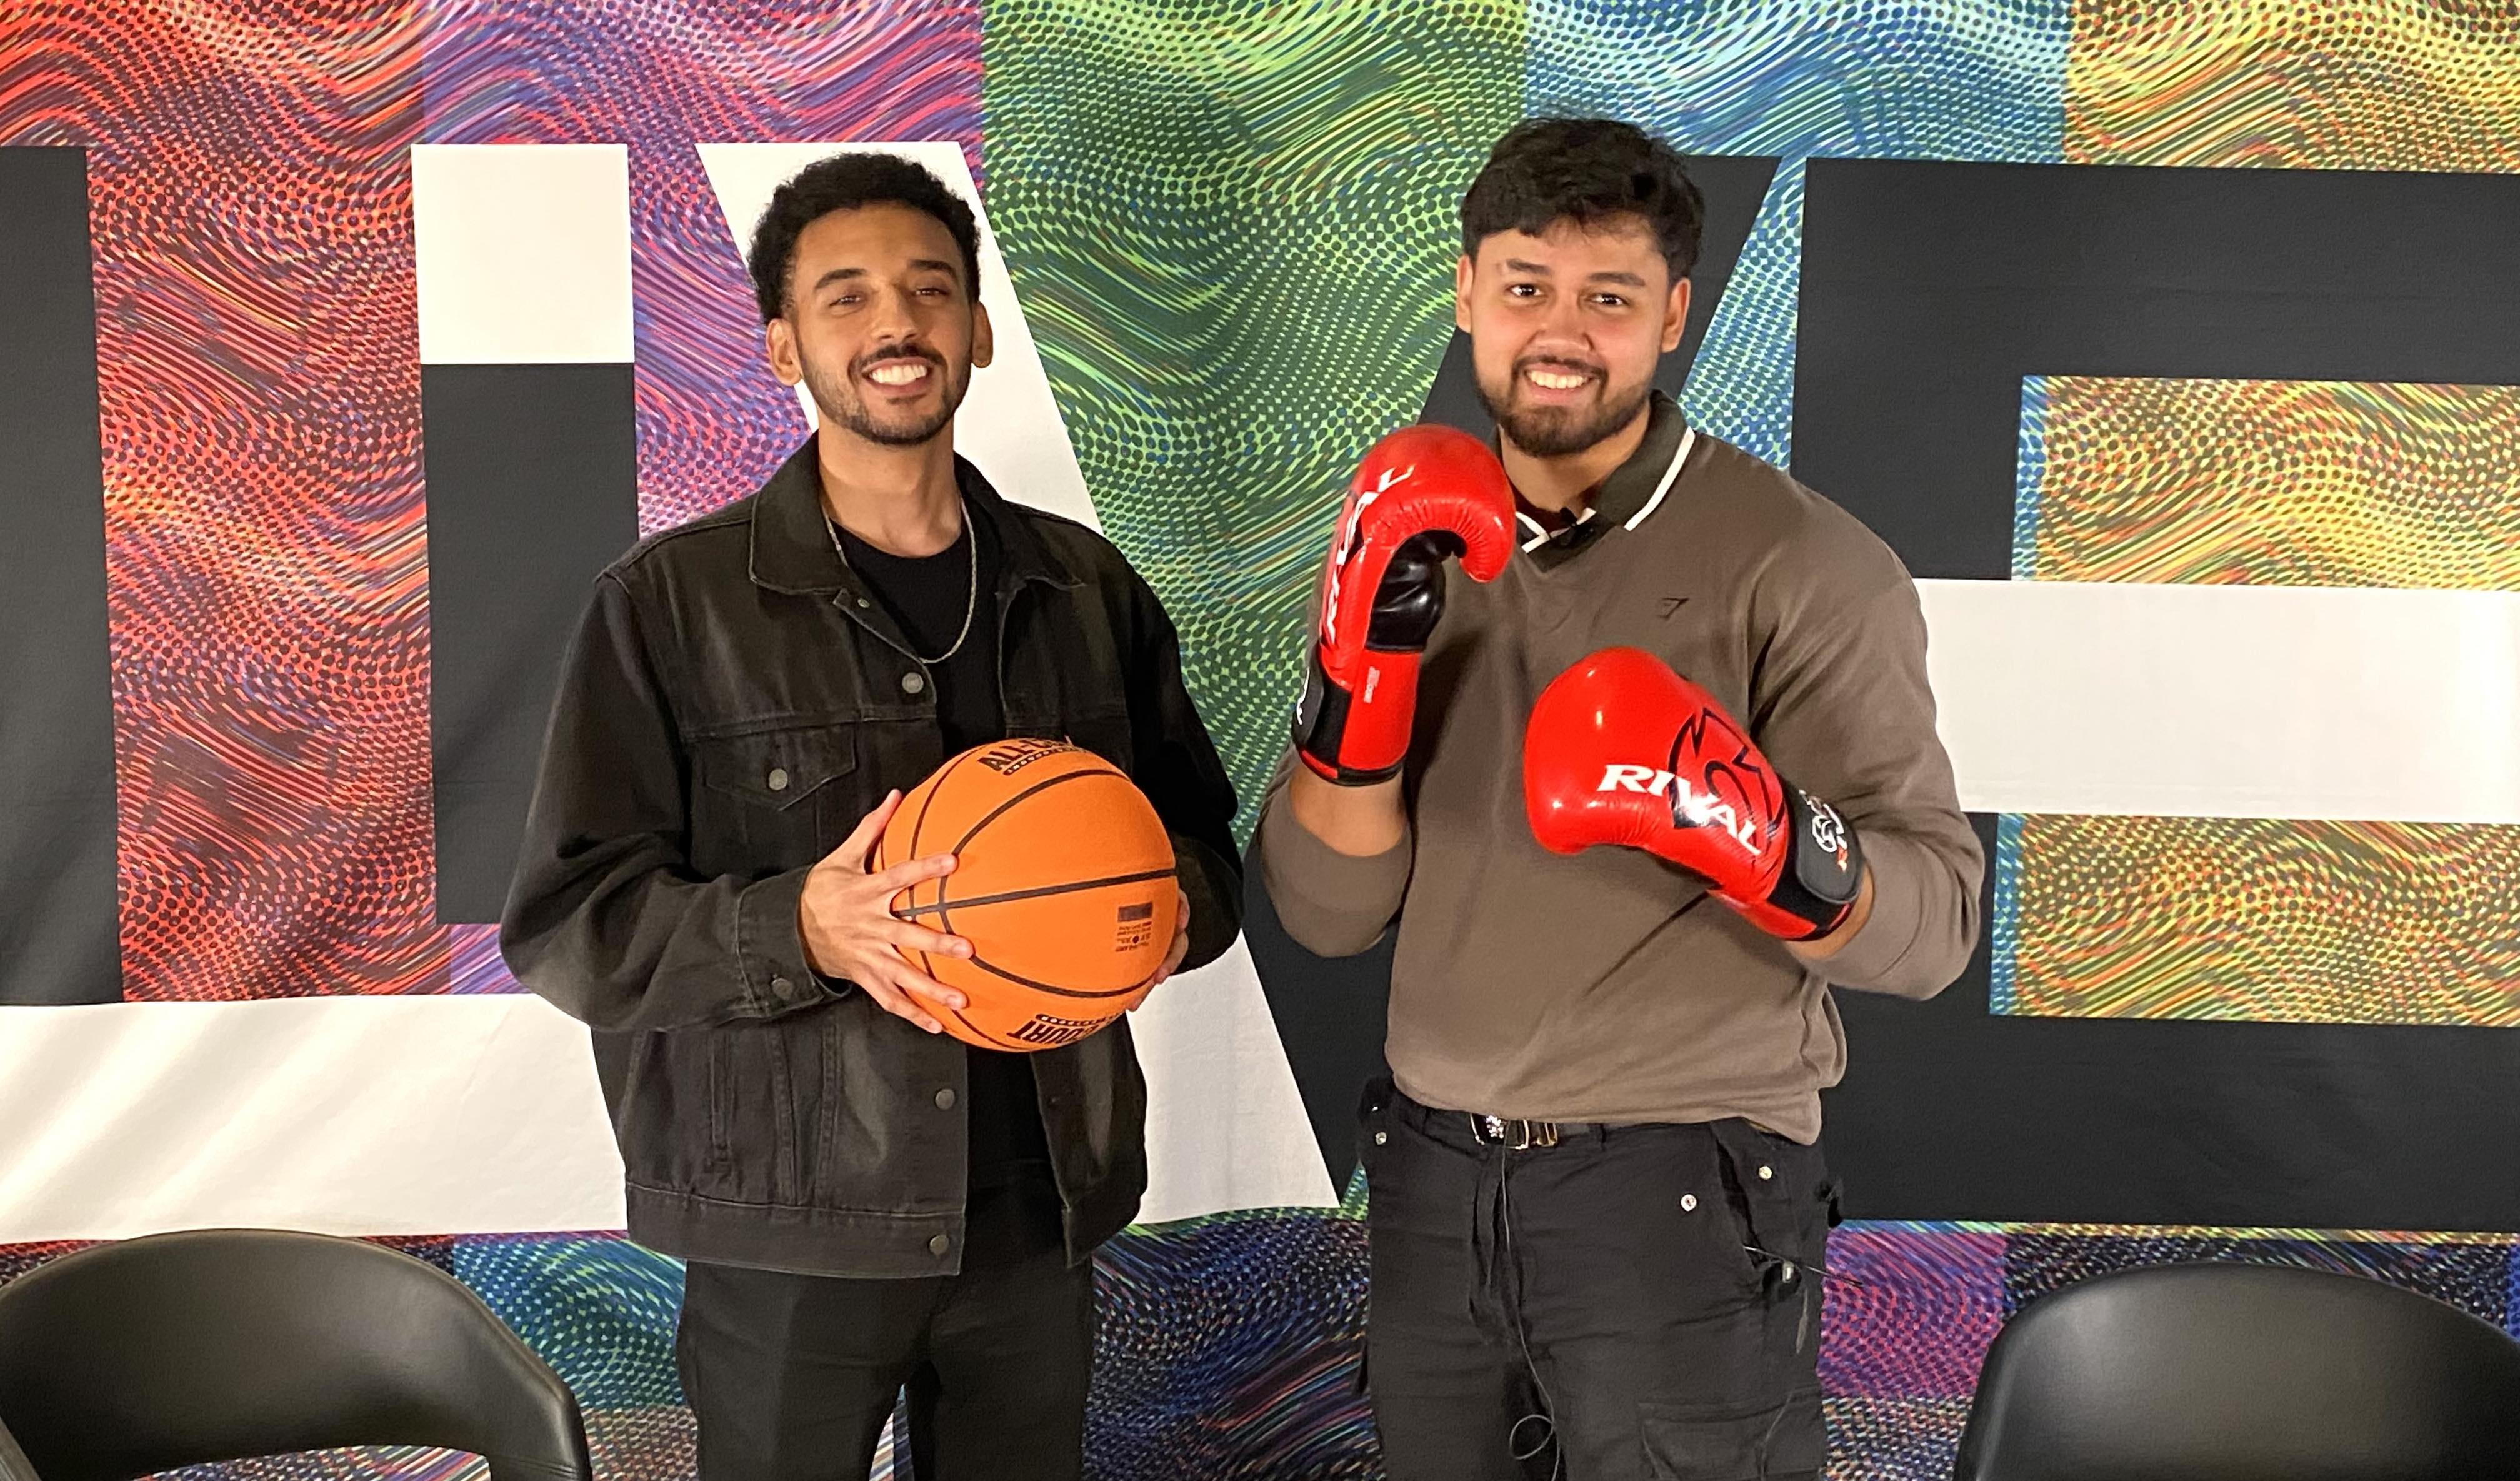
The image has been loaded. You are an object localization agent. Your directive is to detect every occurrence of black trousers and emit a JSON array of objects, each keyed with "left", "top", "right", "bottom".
[
  {"left": 1361, "top": 1080, "right": 1837, "bottom": 1481},
  {"left": 675, "top": 1174, "right": 1091, "bottom": 1480}
]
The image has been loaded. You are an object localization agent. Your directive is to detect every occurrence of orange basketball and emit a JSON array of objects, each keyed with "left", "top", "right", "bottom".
[{"left": 875, "top": 738, "right": 1179, "bottom": 1052}]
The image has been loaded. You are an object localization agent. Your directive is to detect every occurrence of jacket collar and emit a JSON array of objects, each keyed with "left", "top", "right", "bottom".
[
  {"left": 746, "top": 434, "right": 1082, "bottom": 601},
  {"left": 1512, "top": 391, "right": 1695, "bottom": 568}
]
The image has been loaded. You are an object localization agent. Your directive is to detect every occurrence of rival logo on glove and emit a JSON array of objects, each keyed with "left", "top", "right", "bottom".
[
  {"left": 1319, "top": 461, "right": 1419, "bottom": 651},
  {"left": 1594, "top": 764, "right": 1759, "bottom": 851},
  {"left": 1524, "top": 647, "right": 1861, "bottom": 941}
]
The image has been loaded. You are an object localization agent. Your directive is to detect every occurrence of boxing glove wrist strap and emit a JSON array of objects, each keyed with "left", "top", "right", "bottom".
[
  {"left": 1292, "top": 647, "right": 1416, "bottom": 785},
  {"left": 1758, "top": 788, "right": 1866, "bottom": 939}
]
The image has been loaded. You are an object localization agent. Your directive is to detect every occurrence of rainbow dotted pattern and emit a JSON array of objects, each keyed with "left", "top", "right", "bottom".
[
  {"left": 2005, "top": 374, "right": 2520, "bottom": 1026},
  {"left": 2016, "top": 375, "right": 2520, "bottom": 590}
]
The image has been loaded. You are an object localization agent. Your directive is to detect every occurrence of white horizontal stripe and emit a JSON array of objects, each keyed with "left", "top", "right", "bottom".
[
  {"left": 0, "top": 943, "right": 1333, "bottom": 1245},
  {"left": 1920, "top": 579, "right": 2520, "bottom": 823},
  {"left": 0, "top": 995, "right": 624, "bottom": 1244},
  {"left": 412, "top": 144, "right": 632, "bottom": 365}
]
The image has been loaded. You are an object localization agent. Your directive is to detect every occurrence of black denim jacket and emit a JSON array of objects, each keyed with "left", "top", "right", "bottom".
[{"left": 500, "top": 439, "right": 1244, "bottom": 1277}]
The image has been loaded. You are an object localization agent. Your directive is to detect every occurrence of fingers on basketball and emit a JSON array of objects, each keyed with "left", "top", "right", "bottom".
[{"left": 877, "top": 739, "right": 1178, "bottom": 1052}]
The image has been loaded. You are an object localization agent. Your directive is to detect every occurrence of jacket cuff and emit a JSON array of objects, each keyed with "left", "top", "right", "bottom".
[
  {"left": 1817, "top": 832, "right": 1937, "bottom": 997},
  {"left": 1256, "top": 785, "right": 1411, "bottom": 957},
  {"left": 737, "top": 866, "right": 841, "bottom": 1017}
]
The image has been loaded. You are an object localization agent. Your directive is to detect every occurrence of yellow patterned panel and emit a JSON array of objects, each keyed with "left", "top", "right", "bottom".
[
  {"left": 2067, "top": 0, "right": 2520, "bottom": 170},
  {"left": 1999, "top": 815, "right": 2520, "bottom": 1025},
  {"left": 2019, "top": 376, "right": 2520, "bottom": 589}
]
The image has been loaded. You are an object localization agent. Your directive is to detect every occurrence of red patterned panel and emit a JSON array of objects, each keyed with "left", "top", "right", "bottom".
[{"left": 1, "top": 2, "right": 440, "bottom": 998}]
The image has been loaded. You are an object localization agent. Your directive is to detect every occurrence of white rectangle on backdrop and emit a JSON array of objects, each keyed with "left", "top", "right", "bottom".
[
  {"left": 1921, "top": 578, "right": 2520, "bottom": 824},
  {"left": 412, "top": 143, "right": 634, "bottom": 366},
  {"left": 0, "top": 996, "right": 626, "bottom": 1244},
  {"left": 0, "top": 950, "right": 1338, "bottom": 1245}
]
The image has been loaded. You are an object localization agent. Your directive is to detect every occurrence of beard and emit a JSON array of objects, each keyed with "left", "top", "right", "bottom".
[
  {"left": 799, "top": 341, "right": 971, "bottom": 448},
  {"left": 1476, "top": 356, "right": 1654, "bottom": 458}
]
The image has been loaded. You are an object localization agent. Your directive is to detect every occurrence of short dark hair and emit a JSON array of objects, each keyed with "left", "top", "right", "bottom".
[
  {"left": 1459, "top": 118, "right": 1704, "bottom": 283},
  {"left": 745, "top": 153, "right": 983, "bottom": 324}
]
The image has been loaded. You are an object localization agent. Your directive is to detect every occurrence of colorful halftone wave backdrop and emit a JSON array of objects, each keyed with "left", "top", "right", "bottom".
[
  {"left": 6, "top": 1, "right": 2520, "bottom": 1478},
  {"left": 2066, "top": 0, "right": 2520, "bottom": 171},
  {"left": 0, "top": 1, "right": 440, "bottom": 1001},
  {"left": 1528, "top": 0, "right": 2072, "bottom": 464},
  {"left": 981, "top": 0, "right": 1526, "bottom": 829},
  {"left": 2016, "top": 376, "right": 2520, "bottom": 589},
  {"left": 2002, "top": 376, "right": 2520, "bottom": 1026},
  {"left": 1993, "top": 813, "right": 2520, "bottom": 1025}
]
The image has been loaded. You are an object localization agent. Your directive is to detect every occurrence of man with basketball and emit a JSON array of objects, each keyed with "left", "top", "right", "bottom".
[
  {"left": 503, "top": 153, "right": 1242, "bottom": 1478},
  {"left": 1260, "top": 119, "right": 1984, "bottom": 1478}
]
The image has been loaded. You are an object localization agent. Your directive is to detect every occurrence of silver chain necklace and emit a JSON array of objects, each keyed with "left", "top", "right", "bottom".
[{"left": 825, "top": 496, "right": 979, "bottom": 665}]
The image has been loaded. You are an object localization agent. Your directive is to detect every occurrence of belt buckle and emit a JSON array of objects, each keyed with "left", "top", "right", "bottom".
[{"left": 1476, "top": 1114, "right": 1559, "bottom": 1150}]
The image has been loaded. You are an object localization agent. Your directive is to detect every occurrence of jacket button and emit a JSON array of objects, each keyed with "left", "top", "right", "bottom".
[
  {"left": 928, "top": 1233, "right": 950, "bottom": 1257},
  {"left": 934, "top": 1088, "right": 957, "bottom": 1110},
  {"left": 1758, "top": 1165, "right": 1774, "bottom": 1181},
  {"left": 901, "top": 671, "right": 926, "bottom": 695},
  {"left": 766, "top": 767, "right": 789, "bottom": 791},
  {"left": 769, "top": 976, "right": 794, "bottom": 997},
  {"left": 856, "top": 597, "right": 871, "bottom": 609},
  {"left": 1681, "top": 1193, "right": 1699, "bottom": 1212}
]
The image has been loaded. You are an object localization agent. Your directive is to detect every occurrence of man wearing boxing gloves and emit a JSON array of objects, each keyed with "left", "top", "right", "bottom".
[{"left": 1261, "top": 118, "right": 1983, "bottom": 1478}]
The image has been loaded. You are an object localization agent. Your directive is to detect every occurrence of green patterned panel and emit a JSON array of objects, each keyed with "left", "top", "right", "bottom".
[{"left": 982, "top": 1, "right": 1528, "bottom": 833}]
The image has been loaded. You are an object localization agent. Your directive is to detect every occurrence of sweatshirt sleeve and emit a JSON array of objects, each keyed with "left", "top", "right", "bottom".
[
  {"left": 1252, "top": 750, "right": 1415, "bottom": 958},
  {"left": 1752, "top": 555, "right": 1985, "bottom": 999}
]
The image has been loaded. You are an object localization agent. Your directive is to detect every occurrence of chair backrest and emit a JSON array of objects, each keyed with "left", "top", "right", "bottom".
[
  {"left": 1955, "top": 1261, "right": 2520, "bottom": 1481},
  {"left": 0, "top": 1410, "right": 40, "bottom": 1481},
  {"left": 0, "top": 1229, "right": 591, "bottom": 1481}
]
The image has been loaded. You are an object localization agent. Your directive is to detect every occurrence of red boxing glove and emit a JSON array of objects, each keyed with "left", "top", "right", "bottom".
[
  {"left": 1294, "top": 424, "right": 1517, "bottom": 784},
  {"left": 1523, "top": 647, "right": 1864, "bottom": 940}
]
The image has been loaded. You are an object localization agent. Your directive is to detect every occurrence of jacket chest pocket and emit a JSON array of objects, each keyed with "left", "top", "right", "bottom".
[{"left": 690, "top": 726, "right": 861, "bottom": 875}]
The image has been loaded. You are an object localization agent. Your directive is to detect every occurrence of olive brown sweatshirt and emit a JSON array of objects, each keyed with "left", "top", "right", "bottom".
[{"left": 1256, "top": 396, "right": 1984, "bottom": 1143}]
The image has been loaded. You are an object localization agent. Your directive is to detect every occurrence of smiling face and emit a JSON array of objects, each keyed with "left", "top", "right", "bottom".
[
  {"left": 765, "top": 201, "right": 994, "bottom": 449},
  {"left": 1456, "top": 213, "right": 1689, "bottom": 459}
]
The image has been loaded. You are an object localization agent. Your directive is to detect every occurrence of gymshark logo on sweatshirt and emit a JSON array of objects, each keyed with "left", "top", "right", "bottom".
[{"left": 1596, "top": 764, "right": 1758, "bottom": 851}]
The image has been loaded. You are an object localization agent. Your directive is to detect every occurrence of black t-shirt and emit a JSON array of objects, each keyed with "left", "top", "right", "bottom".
[{"left": 832, "top": 506, "right": 1060, "bottom": 1261}]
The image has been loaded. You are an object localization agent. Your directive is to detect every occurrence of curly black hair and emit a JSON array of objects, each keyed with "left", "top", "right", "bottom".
[
  {"left": 1459, "top": 118, "right": 1704, "bottom": 282},
  {"left": 744, "top": 153, "right": 982, "bottom": 324}
]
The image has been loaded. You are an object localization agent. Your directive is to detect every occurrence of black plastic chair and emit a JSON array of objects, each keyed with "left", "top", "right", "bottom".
[
  {"left": 1955, "top": 1261, "right": 2520, "bottom": 1480},
  {"left": 0, "top": 1229, "right": 591, "bottom": 1481}
]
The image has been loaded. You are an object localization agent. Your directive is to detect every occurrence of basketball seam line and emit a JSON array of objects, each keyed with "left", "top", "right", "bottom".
[
  {"left": 905, "top": 748, "right": 964, "bottom": 916},
  {"left": 959, "top": 953, "right": 1160, "bottom": 1000},
  {"left": 932, "top": 764, "right": 1110, "bottom": 942},
  {"left": 896, "top": 867, "right": 1176, "bottom": 918},
  {"left": 945, "top": 765, "right": 1106, "bottom": 858},
  {"left": 943, "top": 1002, "right": 1023, "bottom": 1050}
]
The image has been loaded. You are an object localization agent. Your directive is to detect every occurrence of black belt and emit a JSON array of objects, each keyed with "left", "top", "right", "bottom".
[
  {"left": 1462, "top": 1111, "right": 1611, "bottom": 1150},
  {"left": 1381, "top": 1084, "right": 1611, "bottom": 1151}
]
